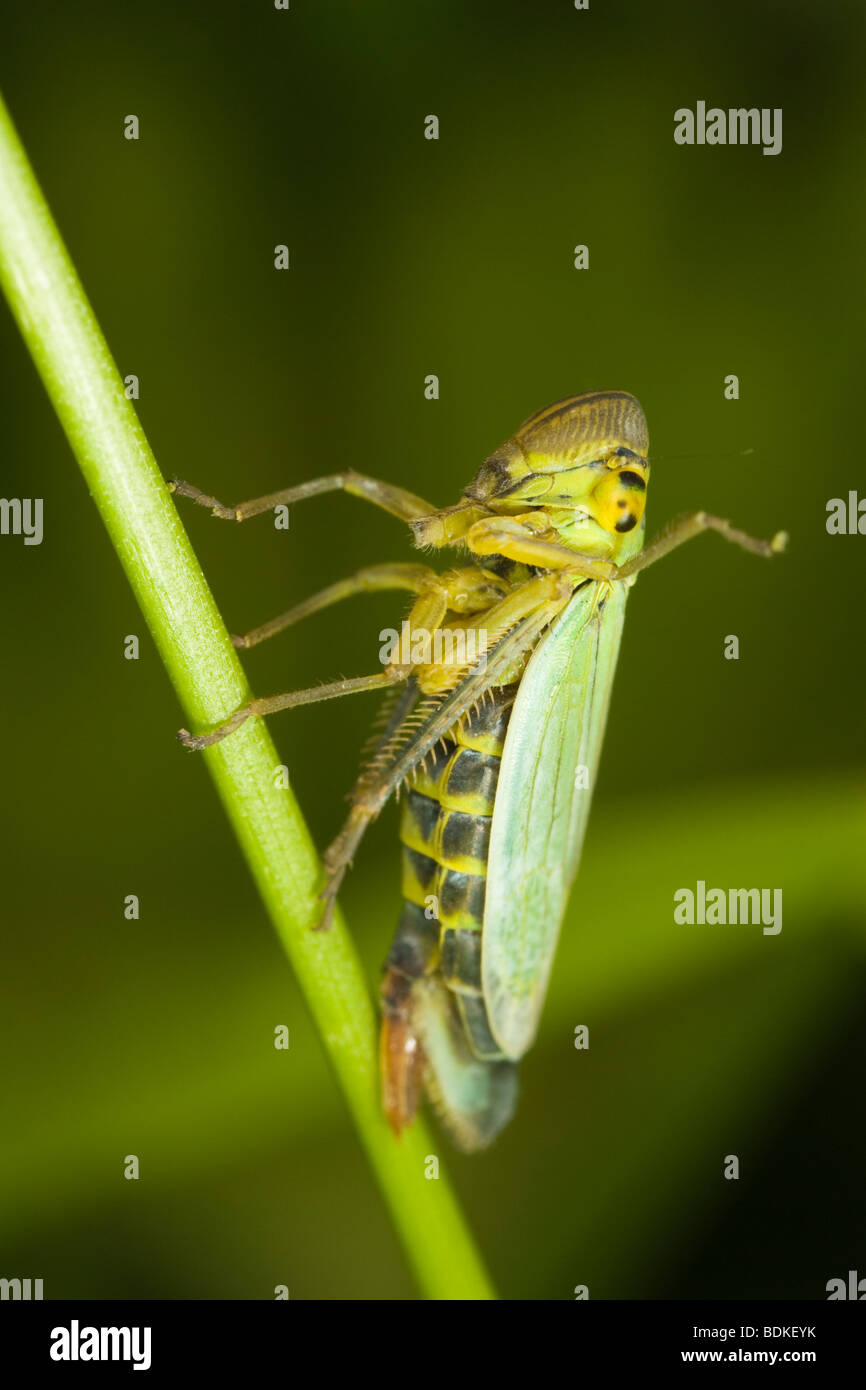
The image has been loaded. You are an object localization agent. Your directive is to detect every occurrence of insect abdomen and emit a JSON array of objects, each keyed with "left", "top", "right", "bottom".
[{"left": 386, "top": 687, "right": 517, "bottom": 1062}]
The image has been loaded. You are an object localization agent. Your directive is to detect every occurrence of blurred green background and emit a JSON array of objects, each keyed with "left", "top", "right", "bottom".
[{"left": 1, "top": 0, "right": 864, "bottom": 1299}]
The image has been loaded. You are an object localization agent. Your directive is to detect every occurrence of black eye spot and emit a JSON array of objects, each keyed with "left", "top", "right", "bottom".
[
  {"left": 618, "top": 470, "right": 646, "bottom": 491},
  {"left": 615, "top": 512, "right": 638, "bottom": 532},
  {"left": 617, "top": 499, "right": 627, "bottom": 508}
]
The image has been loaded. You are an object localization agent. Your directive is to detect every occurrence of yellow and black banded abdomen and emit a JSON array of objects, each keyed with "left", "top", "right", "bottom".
[{"left": 383, "top": 686, "right": 517, "bottom": 1061}]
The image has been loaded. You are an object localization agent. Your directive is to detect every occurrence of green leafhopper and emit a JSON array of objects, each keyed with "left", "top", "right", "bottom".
[{"left": 171, "top": 390, "right": 786, "bottom": 1151}]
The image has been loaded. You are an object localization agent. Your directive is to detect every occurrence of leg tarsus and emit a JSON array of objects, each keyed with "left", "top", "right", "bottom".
[
  {"left": 178, "top": 708, "right": 252, "bottom": 749},
  {"left": 168, "top": 478, "right": 239, "bottom": 520},
  {"left": 312, "top": 876, "right": 342, "bottom": 933}
]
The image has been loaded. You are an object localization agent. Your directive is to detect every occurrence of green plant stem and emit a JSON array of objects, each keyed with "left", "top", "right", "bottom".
[{"left": 0, "top": 90, "right": 494, "bottom": 1301}]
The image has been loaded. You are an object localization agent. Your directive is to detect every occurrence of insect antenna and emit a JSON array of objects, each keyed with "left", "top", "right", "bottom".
[{"left": 645, "top": 446, "right": 755, "bottom": 462}]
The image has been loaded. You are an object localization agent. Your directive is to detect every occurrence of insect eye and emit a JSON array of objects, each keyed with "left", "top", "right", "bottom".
[{"left": 617, "top": 470, "right": 646, "bottom": 490}]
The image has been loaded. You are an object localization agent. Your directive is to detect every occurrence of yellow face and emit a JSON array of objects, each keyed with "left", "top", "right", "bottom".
[{"left": 588, "top": 451, "right": 649, "bottom": 536}]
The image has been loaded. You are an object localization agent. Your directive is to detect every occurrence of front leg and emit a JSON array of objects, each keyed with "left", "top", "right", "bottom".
[
  {"left": 619, "top": 511, "right": 787, "bottom": 577},
  {"left": 466, "top": 514, "right": 617, "bottom": 580}
]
